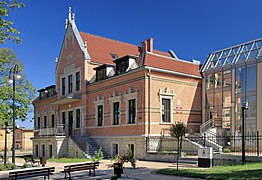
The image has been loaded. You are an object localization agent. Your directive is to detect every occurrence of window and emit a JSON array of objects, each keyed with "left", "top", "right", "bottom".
[
  {"left": 97, "top": 105, "right": 103, "bottom": 126},
  {"left": 128, "top": 144, "right": 135, "bottom": 157},
  {"left": 246, "top": 65, "right": 256, "bottom": 92},
  {"left": 128, "top": 99, "right": 136, "bottom": 124},
  {"left": 235, "top": 67, "right": 245, "bottom": 93},
  {"left": 96, "top": 68, "right": 106, "bottom": 81},
  {"left": 42, "top": 145, "right": 45, "bottom": 157},
  {"left": 116, "top": 60, "right": 129, "bottom": 75},
  {"left": 62, "top": 77, "right": 65, "bottom": 95},
  {"left": 35, "top": 145, "right": 39, "bottom": 157},
  {"left": 162, "top": 98, "right": 171, "bottom": 123},
  {"left": 111, "top": 53, "right": 118, "bottom": 60},
  {"left": 44, "top": 116, "right": 47, "bottom": 128},
  {"left": 112, "top": 144, "right": 119, "bottom": 157},
  {"left": 76, "top": 109, "right": 81, "bottom": 128},
  {"left": 49, "top": 145, "right": 53, "bottom": 158},
  {"left": 62, "top": 112, "right": 66, "bottom": 129},
  {"left": 68, "top": 75, "right": 73, "bottom": 93},
  {"left": 37, "top": 117, "right": 40, "bottom": 129},
  {"left": 76, "top": 72, "right": 80, "bottom": 91},
  {"left": 113, "top": 102, "right": 120, "bottom": 125},
  {"left": 51, "top": 114, "right": 55, "bottom": 128}
]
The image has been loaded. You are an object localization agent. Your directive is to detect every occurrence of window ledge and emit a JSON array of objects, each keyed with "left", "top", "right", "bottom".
[{"left": 159, "top": 122, "right": 172, "bottom": 125}]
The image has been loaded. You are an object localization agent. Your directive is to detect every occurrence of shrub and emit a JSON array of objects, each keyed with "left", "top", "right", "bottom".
[
  {"left": 0, "top": 164, "right": 4, "bottom": 171},
  {"left": 91, "top": 147, "right": 104, "bottom": 163},
  {"left": 10, "top": 163, "right": 17, "bottom": 170},
  {"left": 223, "top": 148, "right": 231, "bottom": 153},
  {"left": 23, "top": 163, "right": 29, "bottom": 168},
  {"left": 5, "top": 163, "right": 16, "bottom": 170}
]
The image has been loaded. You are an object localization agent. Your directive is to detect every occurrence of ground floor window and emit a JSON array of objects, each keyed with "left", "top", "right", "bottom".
[
  {"left": 127, "top": 144, "right": 135, "bottom": 157},
  {"left": 97, "top": 105, "right": 103, "bottom": 126},
  {"left": 35, "top": 144, "right": 39, "bottom": 157},
  {"left": 112, "top": 144, "right": 119, "bottom": 157},
  {"left": 49, "top": 145, "right": 53, "bottom": 158},
  {"left": 42, "top": 145, "right": 45, "bottom": 157}
]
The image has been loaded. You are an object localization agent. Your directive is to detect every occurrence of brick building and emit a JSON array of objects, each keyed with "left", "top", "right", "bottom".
[{"left": 32, "top": 8, "right": 202, "bottom": 159}]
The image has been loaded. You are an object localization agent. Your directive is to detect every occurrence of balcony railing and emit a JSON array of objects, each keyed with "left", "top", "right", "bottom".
[{"left": 34, "top": 124, "right": 66, "bottom": 137}]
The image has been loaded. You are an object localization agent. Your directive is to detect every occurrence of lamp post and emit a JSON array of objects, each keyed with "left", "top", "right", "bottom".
[
  {"left": 241, "top": 101, "right": 248, "bottom": 164},
  {"left": 7, "top": 64, "right": 21, "bottom": 164},
  {"left": 4, "top": 121, "right": 10, "bottom": 164}
]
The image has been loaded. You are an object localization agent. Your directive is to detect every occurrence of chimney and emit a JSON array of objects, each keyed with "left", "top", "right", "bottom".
[{"left": 141, "top": 38, "right": 154, "bottom": 52}]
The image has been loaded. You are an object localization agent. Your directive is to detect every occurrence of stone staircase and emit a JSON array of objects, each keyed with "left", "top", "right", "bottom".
[{"left": 71, "top": 135, "right": 109, "bottom": 158}]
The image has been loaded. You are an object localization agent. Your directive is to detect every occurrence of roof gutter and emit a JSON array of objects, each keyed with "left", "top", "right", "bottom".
[{"left": 144, "top": 66, "right": 202, "bottom": 79}]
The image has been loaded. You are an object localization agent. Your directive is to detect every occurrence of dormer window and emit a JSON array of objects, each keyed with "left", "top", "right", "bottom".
[
  {"left": 111, "top": 53, "right": 118, "bottom": 60},
  {"left": 94, "top": 64, "right": 115, "bottom": 82},
  {"left": 113, "top": 55, "right": 137, "bottom": 76},
  {"left": 38, "top": 85, "right": 56, "bottom": 100}
]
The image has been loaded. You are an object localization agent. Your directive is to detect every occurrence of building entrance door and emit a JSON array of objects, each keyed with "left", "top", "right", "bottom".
[{"left": 68, "top": 111, "right": 73, "bottom": 136}]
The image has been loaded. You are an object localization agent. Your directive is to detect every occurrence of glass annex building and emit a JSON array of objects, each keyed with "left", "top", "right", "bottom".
[{"left": 201, "top": 39, "right": 262, "bottom": 135}]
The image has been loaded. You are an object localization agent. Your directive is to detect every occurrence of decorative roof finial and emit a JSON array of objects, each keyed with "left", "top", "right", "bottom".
[
  {"left": 68, "top": 7, "right": 72, "bottom": 21},
  {"left": 55, "top": 58, "right": 58, "bottom": 63},
  {"left": 84, "top": 41, "right": 87, "bottom": 48},
  {"left": 72, "top": 13, "right": 75, "bottom": 20},
  {"left": 65, "top": 19, "right": 68, "bottom": 29}
]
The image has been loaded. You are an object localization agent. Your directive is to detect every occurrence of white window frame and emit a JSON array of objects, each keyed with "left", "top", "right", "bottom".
[
  {"left": 124, "top": 91, "right": 138, "bottom": 124},
  {"left": 94, "top": 96, "right": 105, "bottom": 127},
  {"left": 109, "top": 94, "right": 121, "bottom": 125},
  {"left": 75, "top": 107, "right": 82, "bottom": 129},
  {"left": 159, "top": 88, "right": 175, "bottom": 124},
  {"left": 111, "top": 142, "right": 119, "bottom": 157}
]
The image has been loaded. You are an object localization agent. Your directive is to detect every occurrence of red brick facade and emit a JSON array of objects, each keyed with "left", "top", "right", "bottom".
[{"left": 32, "top": 10, "right": 202, "bottom": 159}]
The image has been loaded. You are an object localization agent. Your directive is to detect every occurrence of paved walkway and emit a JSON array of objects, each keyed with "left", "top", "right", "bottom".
[{"left": 0, "top": 158, "right": 203, "bottom": 179}]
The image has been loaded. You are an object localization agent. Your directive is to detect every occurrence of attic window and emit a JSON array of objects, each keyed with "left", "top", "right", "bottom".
[
  {"left": 96, "top": 68, "right": 106, "bottom": 81},
  {"left": 111, "top": 53, "right": 118, "bottom": 60},
  {"left": 116, "top": 60, "right": 129, "bottom": 75}
]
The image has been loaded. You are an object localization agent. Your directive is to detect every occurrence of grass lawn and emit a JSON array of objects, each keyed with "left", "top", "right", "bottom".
[
  {"left": 157, "top": 162, "right": 262, "bottom": 179},
  {"left": 47, "top": 158, "right": 89, "bottom": 163}
]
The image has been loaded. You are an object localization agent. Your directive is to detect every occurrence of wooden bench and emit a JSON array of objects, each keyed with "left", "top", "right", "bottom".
[
  {"left": 9, "top": 166, "right": 55, "bottom": 180},
  {"left": 62, "top": 162, "right": 99, "bottom": 179},
  {"left": 24, "top": 156, "right": 40, "bottom": 167}
]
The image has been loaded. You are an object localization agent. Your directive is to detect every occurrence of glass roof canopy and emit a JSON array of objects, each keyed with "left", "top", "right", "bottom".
[{"left": 202, "top": 38, "right": 262, "bottom": 72}]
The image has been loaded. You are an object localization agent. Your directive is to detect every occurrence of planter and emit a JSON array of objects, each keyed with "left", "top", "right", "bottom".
[{"left": 113, "top": 163, "right": 123, "bottom": 178}]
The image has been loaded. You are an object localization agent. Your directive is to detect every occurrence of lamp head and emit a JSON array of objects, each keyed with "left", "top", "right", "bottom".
[
  {"left": 241, "top": 101, "right": 249, "bottom": 110},
  {"left": 7, "top": 78, "right": 13, "bottom": 84},
  {"left": 15, "top": 74, "right": 21, "bottom": 79}
]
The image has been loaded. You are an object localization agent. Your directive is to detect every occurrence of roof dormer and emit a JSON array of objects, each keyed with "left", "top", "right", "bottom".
[
  {"left": 113, "top": 55, "right": 137, "bottom": 75},
  {"left": 94, "top": 64, "right": 115, "bottom": 82}
]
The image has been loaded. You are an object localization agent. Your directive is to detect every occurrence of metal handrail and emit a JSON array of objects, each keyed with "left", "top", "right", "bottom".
[{"left": 200, "top": 119, "right": 214, "bottom": 134}]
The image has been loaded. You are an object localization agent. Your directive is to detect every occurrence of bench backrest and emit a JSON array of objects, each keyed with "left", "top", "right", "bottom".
[
  {"left": 9, "top": 167, "right": 55, "bottom": 178},
  {"left": 64, "top": 162, "right": 99, "bottom": 171}
]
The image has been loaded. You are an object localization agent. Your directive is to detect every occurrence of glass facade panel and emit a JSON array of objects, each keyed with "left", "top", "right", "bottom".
[
  {"left": 235, "top": 67, "right": 245, "bottom": 93},
  {"left": 223, "top": 91, "right": 231, "bottom": 108},
  {"left": 223, "top": 70, "right": 231, "bottom": 87},
  {"left": 215, "top": 72, "right": 222, "bottom": 88},
  {"left": 246, "top": 65, "right": 256, "bottom": 92},
  {"left": 214, "top": 91, "right": 222, "bottom": 106},
  {"left": 206, "top": 93, "right": 213, "bottom": 108},
  {"left": 206, "top": 74, "right": 215, "bottom": 90},
  {"left": 246, "top": 96, "right": 256, "bottom": 133}
]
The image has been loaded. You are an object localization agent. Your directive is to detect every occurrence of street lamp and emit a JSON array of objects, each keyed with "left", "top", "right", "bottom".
[
  {"left": 8, "top": 64, "right": 21, "bottom": 164},
  {"left": 4, "top": 121, "right": 10, "bottom": 164},
  {"left": 241, "top": 101, "right": 248, "bottom": 164}
]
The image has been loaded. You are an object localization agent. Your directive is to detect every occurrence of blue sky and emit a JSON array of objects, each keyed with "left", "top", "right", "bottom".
[{"left": 2, "top": 0, "right": 262, "bottom": 128}]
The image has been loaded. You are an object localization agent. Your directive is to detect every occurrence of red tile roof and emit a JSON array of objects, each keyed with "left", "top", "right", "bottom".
[
  {"left": 144, "top": 53, "right": 201, "bottom": 77},
  {"left": 80, "top": 32, "right": 200, "bottom": 77},
  {"left": 80, "top": 32, "right": 172, "bottom": 64}
]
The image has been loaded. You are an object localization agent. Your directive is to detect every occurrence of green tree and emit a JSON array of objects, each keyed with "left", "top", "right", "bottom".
[
  {"left": 170, "top": 122, "right": 188, "bottom": 170},
  {"left": 0, "top": 0, "right": 24, "bottom": 44},
  {"left": 0, "top": 48, "right": 36, "bottom": 126}
]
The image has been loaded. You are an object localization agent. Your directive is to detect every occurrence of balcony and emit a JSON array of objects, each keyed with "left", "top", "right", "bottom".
[{"left": 34, "top": 124, "right": 66, "bottom": 137}]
